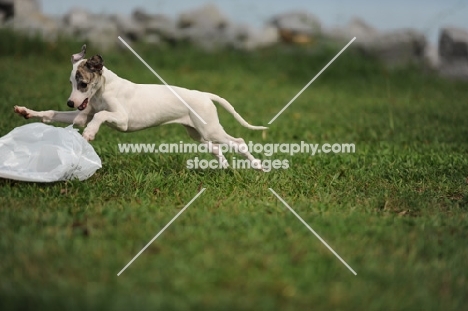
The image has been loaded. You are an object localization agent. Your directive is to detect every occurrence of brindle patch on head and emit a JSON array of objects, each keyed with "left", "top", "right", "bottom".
[
  {"left": 86, "top": 55, "right": 104, "bottom": 73},
  {"left": 75, "top": 61, "right": 97, "bottom": 92},
  {"left": 74, "top": 55, "right": 104, "bottom": 92}
]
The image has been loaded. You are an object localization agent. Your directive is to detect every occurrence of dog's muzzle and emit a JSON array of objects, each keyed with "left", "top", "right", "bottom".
[
  {"left": 68, "top": 99, "right": 89, "bottom": 110},
  {"left": 78, "top": 98, "right": 89, "bottom": 111}
]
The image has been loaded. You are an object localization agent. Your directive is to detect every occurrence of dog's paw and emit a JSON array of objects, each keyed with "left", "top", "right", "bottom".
[
  {"left": 82, "top": 131, "right": 95, "bottom": 142},
  {"left": 219, "top": 159, "right": 230, "bottom": 169},
  {"left": 14, "top": 106, "right": 31, "bottom": 119},
  {"left": 251, "top": 159, "right": 264, "bottom": 171}
]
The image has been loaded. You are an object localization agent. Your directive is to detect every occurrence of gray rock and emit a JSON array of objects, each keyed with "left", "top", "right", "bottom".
[
  {"left": 132, "top": 8, "right": 153, "bottom": 24},
  {"left": 178, "top": 3, "right": 229, "bottom": 29},
  {"left": 185, "top": 23, "right": 279, "bottom": 51},
  {"left": 357, "top": 29, "right": 427, "bottom": 67},
  {"left": 439, "top": 27, "right": 468, "bottom": 63},
  {"left": 174, "top": 4, "right": 231, "bottom": 50},
  {"left": 63, "top": 9, "right": 119, "bottom": 51},
  {"left": 0, "top": 0, "right": 13, "bottom": 21},
  {"left": 348, "top": 18, "right": 379, "bottom": 39},
  {"left": 142, "top": 33, "right": 161, "bottom": 45},
  {"left": 424, "top": 44, "right": 440, "bottom": 69},
  {"left": 179, "top": 24, "right": 225, "bottom": 50},
  {"left": 14, "top": 0, "right": 40, "bottom": 18},
  {"left": 324, "top": 18, "right": 378, "bottom": 43},
  {"left": 242, "top": 25, "right": 279, "bottom": 50},
  {"left": 84, "top": 16, "right": 119, "bottom": 51},
  {"left": 175, "top": 3, "right": 230, "bottom": 50},
  {"left": 325, "top": 21, "right": 430, "bottom": 68},
  {"left": 270, "top": 11, "right": 321, "bottom": 44},
  {"left": 438, "top": 27, "right": 468, "bottom": 80},
  {"left": 2, "top": 0, "right": 43, "bottom": 31},
  {"left": 144, "top": 14, "right": 180, "bottom": 42},
  {"left": 0, "top": 10, "right": 6, "bottom": 24},
  {"left": 130, "top": 10, "right": 179, "bottom": 43},
  {"left": 63, "top": 7, "right": 92, "bottom": 34},
  {"left": 219, "top": 24, "right": 252, "bottom": 49},
  {"left": 111, "top": 14, "right": 145, "bottom": 42},
  {"left": 135, "top": 5, "right": 268, "bottom": 51},
  {"left": 2, "top": 0, "right": 59, "bottom": 40},
  {"left": 258, "top": 26, "right": 280, "bottom": 46},
  {"left": 12, "top": 12, "right": 60, "bottom": 41}
]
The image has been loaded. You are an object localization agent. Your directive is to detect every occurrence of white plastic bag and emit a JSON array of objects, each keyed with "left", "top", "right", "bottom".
[{"left": 0, "top": 123, "right": 101, "bottom": 182}]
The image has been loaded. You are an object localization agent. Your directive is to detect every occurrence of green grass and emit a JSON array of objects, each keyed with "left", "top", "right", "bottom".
[{"left": 0, "top": 30, "right": 467, "bottom": 310}]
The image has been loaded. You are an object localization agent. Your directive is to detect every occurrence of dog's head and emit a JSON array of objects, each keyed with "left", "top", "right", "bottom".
[{"left": 68, "top": 44, "right": 104, "bottom": 111}]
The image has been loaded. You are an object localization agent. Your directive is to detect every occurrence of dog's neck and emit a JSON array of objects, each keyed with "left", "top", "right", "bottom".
[
  {"left": 101, "top": 67, "right": 119, "bottom": 84},
  {"left": 91, "top": 74, "right": 105, "bottom": 97},
  {"left": 89, "top": 67, "right": 121, "bottom": 109}
]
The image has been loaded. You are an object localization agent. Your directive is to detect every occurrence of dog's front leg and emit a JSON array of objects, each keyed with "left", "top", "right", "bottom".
[
  {"left": 14, "top": 106, "right": 91, "bottom": 126},
  {"left": 14, "top": 106, "right": 56, "bottom": 122},
  {"left": 82, "top": 111, "right": 128, "bottom": 141}
]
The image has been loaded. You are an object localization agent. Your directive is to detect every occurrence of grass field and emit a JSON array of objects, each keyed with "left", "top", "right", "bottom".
[{"left": 0, "top": 30, "right": 467, "bottom": 310}]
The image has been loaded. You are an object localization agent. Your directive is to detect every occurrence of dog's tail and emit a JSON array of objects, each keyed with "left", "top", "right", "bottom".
[{"left": 205, "top": 93, "right": 268, "bottom": 130}]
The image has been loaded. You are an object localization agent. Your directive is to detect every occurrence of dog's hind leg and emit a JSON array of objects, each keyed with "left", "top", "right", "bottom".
[
  {"left": 222, "top": 134, "right": 263, "bottom": 171},
  {"left": 195, "top": 126, "right": 263, "bottom": 171},
  {"left": 187, "top": 102, "right": 262, "bottom": 170},
  {"left": 185, "top": 126, "right": 229, "bottom": 168}
]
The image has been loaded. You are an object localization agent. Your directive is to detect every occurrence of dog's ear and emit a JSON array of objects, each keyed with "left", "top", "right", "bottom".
[
  {"left": 71, "top": 44, "right": 86, "bottom": 64},
  {"left": 85, "top": 55, "right": 104, "bottom": 74}
]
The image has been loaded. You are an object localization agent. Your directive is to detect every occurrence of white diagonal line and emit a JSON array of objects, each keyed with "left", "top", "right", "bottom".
[
  {"left": 269, "top": 188, "right": 357, "bottom": 275},
  {"left": 118, "top": 36, "right": 207, "bottom": 124},
  {"left": 268, "top": 37, "right": 356, "bottom": 124},
  {"left": 117, "top": 188, "right": 206, "bottom": 276}
]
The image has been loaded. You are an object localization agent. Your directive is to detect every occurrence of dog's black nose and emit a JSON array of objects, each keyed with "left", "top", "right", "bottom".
[{"left": 67, "top": 100, "right": 74, "bottom": 108}]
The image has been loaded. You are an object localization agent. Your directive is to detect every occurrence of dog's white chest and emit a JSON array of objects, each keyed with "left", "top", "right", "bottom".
[{"left": 90, "top": 96, "right": 107, "bottom": 112}]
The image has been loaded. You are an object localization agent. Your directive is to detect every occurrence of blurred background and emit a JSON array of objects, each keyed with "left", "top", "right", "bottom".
[
  {"left": 1, "top": 1, "right": 468, "bottom": 311},
  {"left": 40, "top": 0, "right": 468, "bottom": 44},
  {"left": 1, "top": 0, "right": 468, "bottom": 78}
]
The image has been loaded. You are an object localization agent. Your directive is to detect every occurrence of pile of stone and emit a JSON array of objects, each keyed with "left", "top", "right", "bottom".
[
  {"left": 438, "top": 27, "right": 468, "bottom": 80},
  {"left": 325, "top": 19, "right": 427, "bottom": 67},
  {"left": 1, "top": 0, "right": 467, "bottom": 80},
  {"left": 0, "top": 1, "right": 280, "bottom": 51}
]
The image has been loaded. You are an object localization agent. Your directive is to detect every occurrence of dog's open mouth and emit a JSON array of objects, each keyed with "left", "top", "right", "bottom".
[{"left": 78, "top": 98, "right": 88, "bottom": 111}]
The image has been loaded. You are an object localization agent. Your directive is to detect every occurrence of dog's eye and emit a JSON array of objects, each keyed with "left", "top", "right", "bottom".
[{"left": 79, "top": 82, "right": 88, "bottom": 88}]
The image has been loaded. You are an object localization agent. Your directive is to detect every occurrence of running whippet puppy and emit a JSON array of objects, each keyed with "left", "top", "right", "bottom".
[{"left": 14, "top": 45, "right": 267, "bottom": 170}]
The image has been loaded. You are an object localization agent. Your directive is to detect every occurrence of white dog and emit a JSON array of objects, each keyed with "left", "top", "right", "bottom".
[{"left": 14, "top": 45, "right": 267, "bottom": 169}]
